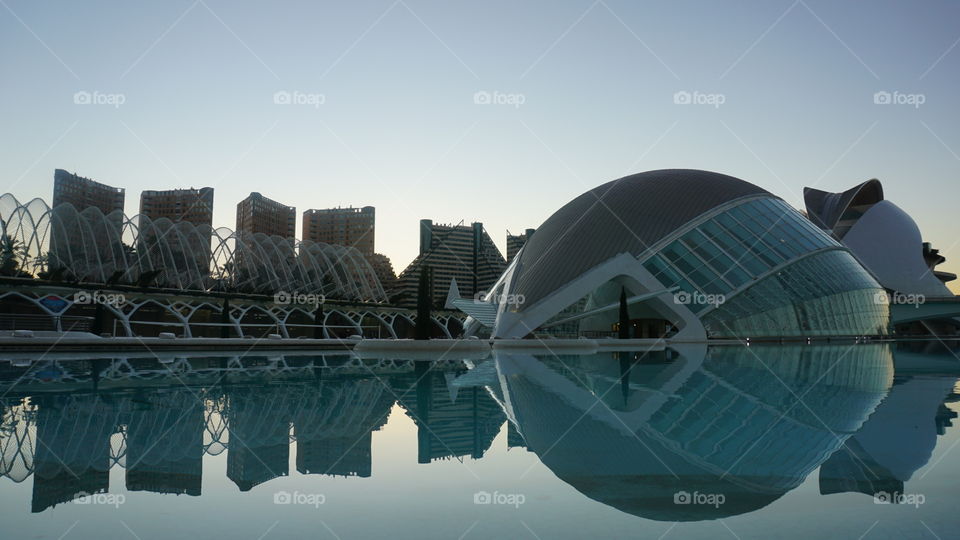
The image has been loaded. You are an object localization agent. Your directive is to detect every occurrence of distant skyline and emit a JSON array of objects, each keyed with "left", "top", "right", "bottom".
[{"left": 1, "top": 1, "right": 958, "bottom": 292}]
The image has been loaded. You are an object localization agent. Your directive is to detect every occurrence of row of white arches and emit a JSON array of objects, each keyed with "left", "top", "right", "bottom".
[
  {"left": 0, "top": 193, "right": 386, "bottom": 302},
  {"left": 1, "top": 291, "right": 464, "bottom": 339}
]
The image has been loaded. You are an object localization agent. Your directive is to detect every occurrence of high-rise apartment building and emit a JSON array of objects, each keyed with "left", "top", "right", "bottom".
[
  {"left": 396, "top": 220, "right": 506, "bottom": 309},
  {"left": 506, "top": 228, "right": 536, "bottom": 264},
  {"left": 235, "top": 192, "right": 296, "bottom": 239},
  {"left": 49, "top": 170, "right": 125, "bottom": 277},
  {"left": 138, "top": 187, "right": 215, "bottom": 278},
  {"left": 53, "top": 169, "right": 125, "bottom": 215},
  {"left": 139, "top": 187, "right": 214, "bottom": 226},
  {"left": 302, "top": 206, "right": 375, "bottom": 257}
]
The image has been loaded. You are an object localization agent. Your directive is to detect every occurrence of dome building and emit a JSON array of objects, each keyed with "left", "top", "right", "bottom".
[{"left": 459, "top": 169, "right": 890, "bottom": 339}]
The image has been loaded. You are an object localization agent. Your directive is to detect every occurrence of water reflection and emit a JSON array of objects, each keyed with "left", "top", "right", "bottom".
[
  {"left": 0, "top": 355, "right": 504, "bottom": 512},
  {"left": 493, "top": 345, "right": 894, "bottom": 520},
  {"left": 0, "top": 342, "right": 957, "bottom": 523}
]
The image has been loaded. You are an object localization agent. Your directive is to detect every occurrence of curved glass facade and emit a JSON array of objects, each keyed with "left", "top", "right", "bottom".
[
  {"left": 638, "top": 197, "right": 887, "bottom": 337},
  {"left": 701, "top": 251, "right": 889, "bottom": 337}
]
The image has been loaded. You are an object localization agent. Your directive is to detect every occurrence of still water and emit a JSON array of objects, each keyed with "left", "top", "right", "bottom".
[{"left": 1, "top": 342, "right": 958, "bottom": 539}]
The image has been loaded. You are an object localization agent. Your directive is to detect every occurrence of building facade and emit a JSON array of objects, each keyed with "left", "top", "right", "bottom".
[
  {"left": 139, "top": 187, "right": 214, "bottom": 226},
  {"left": 506, "top": 228, "right": 536, "bottom": 264},
  {"left": 461, "top": 169, "right": 891, "bottom": 340},
  {"left": 302, "top": 206, "right": 375, "bottom": 257},
  {"left": 52, "top": 169, "right": 125, "bottom": 216},
  {"left": 49, "top": 170, "right": 125, "bottom": 279},
  {"left": 396, "top": 220, "right": 506, "bottom": 309},
  {"left": 138, "top": 187, "right": 215, "bottom": 278},
  {"left": 235, "top": 192, "right": 296, "bottom": 239}
]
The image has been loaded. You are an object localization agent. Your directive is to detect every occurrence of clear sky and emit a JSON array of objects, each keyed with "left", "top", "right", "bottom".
[{"left": 1, "top": 0, "right": 958, "bottom": 292}]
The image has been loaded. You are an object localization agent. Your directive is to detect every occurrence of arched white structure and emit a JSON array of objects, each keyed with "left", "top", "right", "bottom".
[{"left": 0, "top": 193, "right": 386, "bottom": 302}]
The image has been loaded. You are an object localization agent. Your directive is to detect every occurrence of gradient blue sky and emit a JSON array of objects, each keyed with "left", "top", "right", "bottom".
[{"left": 1, "top": 0, "right": 958, "bottom": 291}]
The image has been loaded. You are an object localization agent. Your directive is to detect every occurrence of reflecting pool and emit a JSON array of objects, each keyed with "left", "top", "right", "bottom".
[{"left": 1, "top": 342, "right": 958, "bottom": 539}]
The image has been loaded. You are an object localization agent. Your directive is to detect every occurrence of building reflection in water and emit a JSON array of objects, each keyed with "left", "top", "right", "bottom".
[
  {"left": 0, "top": 355, "right": 506, "bottom": 512},
  {"left": 490, "top": 344, "right": 896, "bottom": 521},
  {"left": 0, "top": 343, "right": 956, "bottom": 519}
]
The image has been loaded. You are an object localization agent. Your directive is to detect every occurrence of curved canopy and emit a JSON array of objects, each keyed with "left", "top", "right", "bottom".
[{"left": 0, "top": 193, "right": 386, "bottom": 302}]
